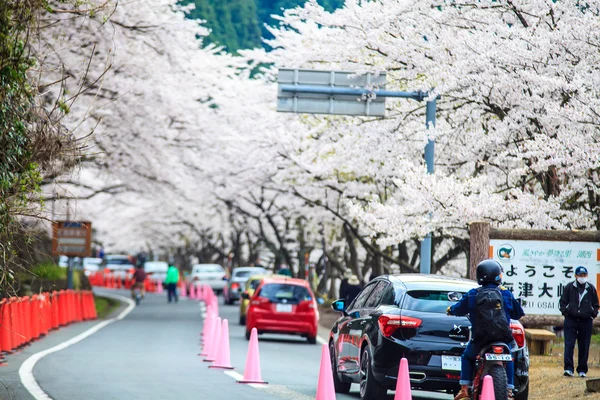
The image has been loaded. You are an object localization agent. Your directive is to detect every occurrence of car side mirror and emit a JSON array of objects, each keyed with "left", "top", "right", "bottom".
[
  {"left": 331, "top": 299, "right": 347, "bottom": 313},
  {"left": 241, "top": 292, "right": 250, "bottom": 300}
]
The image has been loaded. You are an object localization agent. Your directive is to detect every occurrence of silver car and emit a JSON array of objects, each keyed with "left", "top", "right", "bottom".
[{"left": 223, "top": 267, "right": 267, "bottom": 305}]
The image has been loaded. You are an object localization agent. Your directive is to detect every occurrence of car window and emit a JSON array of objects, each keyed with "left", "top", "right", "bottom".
[
  {"left": 249, "top": 279, "right": 261, "bottom": 290},
  {"left": 234, "top": 268, "right": 264, "bottom": 278},
  {"left": 364, "top": 281, "right": 389, "bottom": 308},
  {"left": 402, "top": 290, "right": 467, "bottom": 313},
  {"left": 380, "top": 284, "right": 397, "bottom": 306},
  {"left": 257, "top": 283, "right": 311, "bottom": 304},
  {"left": 194, "top": 265, "right": 223, "bottom": 273},
  {"left": 106, "top": 259, "right": 131, "bottom": 265},
  {"left": 348, "top": 282, "right": 377, "bottom": 310}
]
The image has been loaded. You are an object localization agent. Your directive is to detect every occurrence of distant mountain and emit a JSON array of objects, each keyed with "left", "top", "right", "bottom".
[{"left": 180, "top": 0, "right": 344, "bottom": 52}]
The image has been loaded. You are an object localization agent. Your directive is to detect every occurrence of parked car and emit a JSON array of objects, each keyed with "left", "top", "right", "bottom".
[
  {"left": 103, "top": 254, "right": 134, "bottom": 281},
  {"left": 239, "top": 274, "right": 268, "bottom": 325},
  {"left": 143, "top": 261, "right": 169, "bottom": 283},
  {"left": 244, "top": 276, "right": 319, "bottom": 344},
  {"left": 223, "top": 266, "right": 267, "bottom": 304},
  {"left": 189, "top": 264, "right": 228, "bottom": 293},
  {"left": 328, "top": 274, "right": 529, "bottom": 400},
  {"left": 82, "top": 257, "right": 103, "bottom": 276}
]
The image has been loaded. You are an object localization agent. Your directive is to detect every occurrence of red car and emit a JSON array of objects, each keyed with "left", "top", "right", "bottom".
[{"left": 244, "top": 276, "right": 319, "bottom": 344}]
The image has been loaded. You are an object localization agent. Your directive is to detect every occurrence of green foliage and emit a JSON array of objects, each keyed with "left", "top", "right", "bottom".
[
  {"left": 180, "top": 0, "right": 344, "bottom": 52},
  {"left": 31, "top": 262, "right": 67, "bottom": 280}
]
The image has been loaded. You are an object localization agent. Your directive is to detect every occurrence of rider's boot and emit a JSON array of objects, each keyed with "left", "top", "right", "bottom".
[
  {"left": 508, "top": 388, "right": 514, "bottom": 400},
  {"left": 454, "top": 385, "right": 470, "bottom": 400}
]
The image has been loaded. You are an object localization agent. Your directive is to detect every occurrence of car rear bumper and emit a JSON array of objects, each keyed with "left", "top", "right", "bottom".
[{"left": 251, "top": 317, "right": 317, "bottom": 337}]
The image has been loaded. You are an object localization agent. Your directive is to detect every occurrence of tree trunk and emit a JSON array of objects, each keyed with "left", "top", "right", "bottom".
[{"left": 469, "top": 221, "right": 491, "bottom": 280}]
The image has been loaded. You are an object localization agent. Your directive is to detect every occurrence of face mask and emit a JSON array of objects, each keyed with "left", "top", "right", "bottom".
[{"left": 577, "top": 277, "right": 588, "bottom": 285}]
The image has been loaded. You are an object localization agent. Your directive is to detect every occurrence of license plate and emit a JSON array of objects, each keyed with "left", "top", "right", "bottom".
[
  {"left": 441, "top": 355, "right": 461, "bottom": 371},
  {"left": 206, "top": 276, "right": 216, "bottom": 280},
  {"left": 276, "top": 303, "right": 293, "bottom": 313},
  {"left": 484, "top": 354, "right": 513, "bottom": 361}
]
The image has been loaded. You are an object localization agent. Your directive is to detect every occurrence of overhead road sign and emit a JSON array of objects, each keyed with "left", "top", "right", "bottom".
[{"left": 277, "top": 69, "right": 387, "bottom": 117}]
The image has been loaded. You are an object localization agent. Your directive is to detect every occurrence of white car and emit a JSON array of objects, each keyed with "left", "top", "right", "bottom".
[
  {"left": 82, "top": 257, "right": 103, "bottom": 276},
  {"left": 144, "top": 261, "right": 169, "bottom": 283},
  {"left": 104, "top": 254, "right": 134, "bottom": 280},
  {"left": 189, "top": 264, "right": 227, "bottom": 293}
]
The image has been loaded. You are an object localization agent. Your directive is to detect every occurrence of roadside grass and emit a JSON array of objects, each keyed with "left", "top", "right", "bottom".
[{"left": 95, "top": 296, "right": 120, "bottom": 319}]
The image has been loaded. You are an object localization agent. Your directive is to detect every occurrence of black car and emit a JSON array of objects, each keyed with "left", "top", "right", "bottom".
[{"left": 328, "top": 274, "right": 529, "bottom": 400}]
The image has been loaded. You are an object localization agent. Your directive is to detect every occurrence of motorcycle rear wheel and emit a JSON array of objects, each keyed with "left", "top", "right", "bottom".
[{"left": 488, "top": 364, "right": 508, "bottom": 400}]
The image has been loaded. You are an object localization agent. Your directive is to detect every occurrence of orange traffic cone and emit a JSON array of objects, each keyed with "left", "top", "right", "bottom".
[
  {"left": 209, "top": 319, "right": 234, "bottom": 369},
  {"left": 481, "top": 375, "right": 495, "bottom": 400},
  {"left": 238, "top": 327, "right": 267, "bottom": 384},
  {"left": 315, "top": 343, "right": 335, "bottom": 400},
  {"left": 203, "top": 317, "right": 221, "bottom": 362},
  {"left": 394, "top": 358, "right": 412, "bottom": 400}
]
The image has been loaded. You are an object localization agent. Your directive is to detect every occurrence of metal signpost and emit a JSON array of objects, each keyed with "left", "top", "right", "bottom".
[
  {"left": 277, "top": 68, "right": 437, "bottom": 274},
  {"left": 52, "top": 221, "right": 93, "bottom": 289}
]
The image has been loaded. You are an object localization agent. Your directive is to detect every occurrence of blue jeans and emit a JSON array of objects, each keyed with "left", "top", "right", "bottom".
[
  {"left": 167, "top": 283, "right": 178, "bottom": 303},
  {"left": 460, "top": 341, "right": 515, "bottom": 389}
]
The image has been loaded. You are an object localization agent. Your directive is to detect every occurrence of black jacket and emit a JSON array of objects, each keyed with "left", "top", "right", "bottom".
[{"left": 559, "top": 281, "right": 599, "bottom": 320}]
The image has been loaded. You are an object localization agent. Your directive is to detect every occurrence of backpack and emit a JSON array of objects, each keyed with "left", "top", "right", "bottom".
[{"left": 473, "top": 287, "right": 513, "bottom": 344}]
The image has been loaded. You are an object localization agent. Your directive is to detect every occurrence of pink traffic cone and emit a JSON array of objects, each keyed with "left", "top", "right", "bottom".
[
  {"left": 315, "top": 343, "right": 336, "bottom": 400},
  {"left": 209, "top": 319, "right": 234, "bottom": 369},
  {"left": 481, "top": 375, "right": 495, "bottom": 400},
  {"left": 198, "top": 285, "right": 205, "bottom": 301},
  {"left": 238, "top": 328, "right": 267, "bottom": 384},
  {"left": 394, "top": 358, "right": 412, "bottom": 400},
  {"left": 190, "top": 284, "right": 197, "bottom": 300},
  {"left": 199, "top": 313, "right": 215, "bottom": 356},
  {"left": 157, "top": 280, "right": 164, "bottom": 293},
  {"left": 204, "top": 317, "right": 221, "bottom": 362},
  {"left": 180, "top": 282, "right": 187, "bottom": 297}
]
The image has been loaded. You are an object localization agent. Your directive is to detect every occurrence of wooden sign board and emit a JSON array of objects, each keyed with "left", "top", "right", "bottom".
[{"left": 52, "top": 221, "right": 92, "bottom": 257}]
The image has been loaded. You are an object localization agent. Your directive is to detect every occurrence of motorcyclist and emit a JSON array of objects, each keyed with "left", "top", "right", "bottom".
[
  {"left": 131, "top": 264, "right": 147, "bottom": 299},
  {"left": 447, "top": 259, "right": 525, "bottom": 400}
]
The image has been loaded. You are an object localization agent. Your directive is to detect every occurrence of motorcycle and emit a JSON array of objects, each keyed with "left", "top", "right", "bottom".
[{"left": 471, "top": 342, "right": 513, "bottom": 400}]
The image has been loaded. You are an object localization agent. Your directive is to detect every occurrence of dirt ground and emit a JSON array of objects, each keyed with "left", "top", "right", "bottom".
[
  {"left": 529, "top": 342, "right": 600, "bottom": 399},
  {"left": 318, "top": 307, "right": 600, "bottom": 399}
]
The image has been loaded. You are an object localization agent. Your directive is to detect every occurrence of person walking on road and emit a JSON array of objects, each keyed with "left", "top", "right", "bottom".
[
  {"left": 559, "top": 266, "right": 599, "bottom": 378},
  {"left": 165, "top": 264, "right": 180, "bottom": 303},
  {"left": 344, "top": 275, "right": 362, "bottom": 305}
]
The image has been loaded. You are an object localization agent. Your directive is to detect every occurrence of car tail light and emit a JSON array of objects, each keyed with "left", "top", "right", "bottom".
[
  {"left": 297, "top": 300, "right": 316, "bottom": 311},
  {"left": 446, "top": 373, "right": 460, "bottom": 380},
  {"left": 493, "top": 346, "right": 504, "bottom": 354},
  {"left": 510, "top": 321, "right": 525, "bottom": 348},
  {"left": 251, "top": 297, "right": 270, "bottom": 307},
  {"left": 378, "top": 315, "right": 422, "bottom": 337},
  {"left": 231, "top": 282, "right": 240, "bottom": 290}
]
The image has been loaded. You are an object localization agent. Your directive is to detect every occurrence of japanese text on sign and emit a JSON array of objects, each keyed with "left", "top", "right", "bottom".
[{"left": 491, "top": 240, "right": 600, "bottom": 316}]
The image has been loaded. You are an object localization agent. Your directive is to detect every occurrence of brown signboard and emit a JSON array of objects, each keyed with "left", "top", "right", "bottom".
[{"left": 52, "top": 221, "right": 92, "bottom": 257}]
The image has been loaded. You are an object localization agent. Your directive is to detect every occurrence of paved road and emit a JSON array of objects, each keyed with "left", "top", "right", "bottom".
[{"left": 25, "top": 289, "right": 451, "bottom": 399}]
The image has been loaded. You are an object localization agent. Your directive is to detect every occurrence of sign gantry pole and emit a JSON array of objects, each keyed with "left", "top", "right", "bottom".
[{"left": 277, "top": 69, "right": 437, "bottom": 274}]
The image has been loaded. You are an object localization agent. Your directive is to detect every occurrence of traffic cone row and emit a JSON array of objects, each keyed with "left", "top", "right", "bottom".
[
  {"left": 199, "top": 285, "right": 265, "bottom": 384},
  {"left": 89, "top": 272, "right": 165, "bottom": 293},
  {"left": 0, "top": 290, "right": 97, "bottom": 365}
]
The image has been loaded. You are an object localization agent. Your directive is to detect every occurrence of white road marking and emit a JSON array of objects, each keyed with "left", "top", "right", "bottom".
[
  {"left": 223, "top": 370, "right": 267, "bottom": 388},
  {"left": 317, "top": 336, "right": 327, "bottom": 345},
  {"left": 19, "top": 292, "right": 136, "bottom": 400}
]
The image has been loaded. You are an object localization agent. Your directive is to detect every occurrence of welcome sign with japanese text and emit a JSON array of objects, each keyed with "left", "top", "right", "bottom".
[{"left": 490, "top": 240, "right": 600, "bottom": 316}]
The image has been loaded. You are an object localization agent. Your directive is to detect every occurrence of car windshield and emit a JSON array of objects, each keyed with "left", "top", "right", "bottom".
[
  {"left": 107, "top": 259, "right": 131, "bottom": 265},
  {"left": 234, "top": 268, "right": 265, "bottom": 278},
  {"left": 258, "top": 283, "right": 311, "bottom": 304},
  {"left": 402, "top": 290, "right": 467, "bottom": 313},
  {"left": 194, "top": 265, "right": 223, "bottom": 273}
]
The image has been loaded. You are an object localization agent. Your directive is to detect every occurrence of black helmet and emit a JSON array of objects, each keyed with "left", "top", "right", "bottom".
[{"left": 476, "top": 259, "right": 502, "bottom": 285}]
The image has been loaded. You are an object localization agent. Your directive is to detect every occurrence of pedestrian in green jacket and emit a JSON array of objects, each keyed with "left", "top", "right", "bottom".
[{"left": 165, "top": 264, "right": 180, "bottom": 303}]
